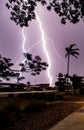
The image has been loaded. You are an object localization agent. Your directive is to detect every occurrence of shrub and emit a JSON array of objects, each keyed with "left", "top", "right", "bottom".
[
  {"left": 8, "top": 94, "right": 15, "bottom": 98},
  {"left": 56, "top": 95, "right": 63, "bottom": 100},
  {"left": 47, "top": 93, "right": 57, "bottom": 101},
  {"left": 79, "top": 88, "right": 84, "bottom": 95},
  {"left": 0, "top": 103, "right": 21, "bottom": 130},
  {"left": 23, "top": 100, "right": 46, "bottom": 113},
  {"left": 17, "top": 93, "right": 34, "bottom": 99},
  {"left": 47, "top": 93, "right": 63, "bottom": 101},
  {"left": 33, "top": 93, "right": 47, "bottom": 100}
]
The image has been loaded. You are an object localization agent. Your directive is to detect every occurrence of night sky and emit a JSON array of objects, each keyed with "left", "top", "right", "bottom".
[{"left": 0, "top": 0, "right": 84, "bottom": 86}]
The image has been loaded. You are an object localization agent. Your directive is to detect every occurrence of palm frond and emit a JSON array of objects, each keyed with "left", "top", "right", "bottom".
[
  {"left": 65, "top": 44, "right": 79, "bottom": 59},
  {"left": 69, "top": 44, "right": 76, "bottom": 51},
  {"left": 65, "top": 47, "right": 69, "bottom": 52},
  {"left": 65, "top": 47, "right": 69, "bottom": 56},
  {"left": 72, "top": 48, "right": 79, "bottom": 51},
  {"left": 65, "top": 53, "right": 68, "bottom": 57},
  {"left": 70, "top": 51, "right": 79, "bottom": 59},
  {"left": 70, "top": 51, "right": 79, "bottom": 56},
  {"left": 71, "top": 54, "right": 78, "bottom": 59}
]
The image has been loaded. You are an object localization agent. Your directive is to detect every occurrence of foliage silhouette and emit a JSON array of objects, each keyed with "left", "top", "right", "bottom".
[
  {"left": 65, "top": 44, "right": 79, "bottom": 91},
  {"left": 20, "top": 52, "right": 48, "bottom": 76},
  {"left": 70, "top": 74, "right": 83, "bottom": 95},
  {"left": 27, "top": 81, "right": 30, "bottom": 85},
  {"left": 6, "top": 0, "right": 84, "bottom": 27},
  {"left": 55, "top": 72, "right": 66, "bottom": 91},
  {"left": 0, "top": 53, "right": 48, "bottom": 82},
  {"left": 15, "top": 73, "right": 25, "bottom": 84},
  {"left": 65, "top": 44, "right": 79, "bottom": 76},
  {"left": 0, "top": 54, "right": 16, "bottom": 81}
]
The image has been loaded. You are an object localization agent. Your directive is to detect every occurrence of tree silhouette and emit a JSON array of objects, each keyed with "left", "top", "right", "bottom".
[
  {"left": 27, "top": 81, "right": 30, "bottom": 86},
  {"left": 15, "top": 73, "right": 25, "bottom": 84},
  {"left": 0, "top": 53, "right": 48, "bottom": 83},
  {"left": 48, "top": 0, "right": 84, "bottom": 24},
  {"left": 55, "top": 72, "right": 66, "bottom": 91},
  {"left": 70, "top": 74, "right": 83, "bottom": 94},
  {"left": 20, "top": 53, "right": 48, "bottom": 76},
  {"left": 0, "top": 54, "right": 16, "bottom": 81},
  {"left": 65, "top": 44, "right": 79, "bottom": 91},
  {"left": 6, "top": 0, "right": 84, "bottom": 27}
]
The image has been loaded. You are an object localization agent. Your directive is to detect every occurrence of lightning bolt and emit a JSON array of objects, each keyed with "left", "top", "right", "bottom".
[
  {"left": 28, "top": 40, "right": 41, "bottom": 52},
  {"left": 14, "top": 25, "right": 66, "bottom": 86},
  {"left": 18, "top": 27, "right": 27, "bottom": 78},
  {"left": 11, "top": 0, "right": 52, "bottom": 86},
  {"left": 36, "top": 13, "right": 53, "bottom": 86},
  {"left": 48, "top": 38, "right": 67, "bottom": 66},
  {"left": 21, "top": 27, "right": 27, "bottom": 53},
  {"left": 20, "top": 13, "right": 53, "bottom": 86}
]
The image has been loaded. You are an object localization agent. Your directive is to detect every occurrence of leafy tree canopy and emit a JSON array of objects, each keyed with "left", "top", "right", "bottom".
[
  {"left": 0, "top": 55, "right": 16, "bottom": 81},
  {"left": 0, "top": 53, "right": 48, "bottom": 82},
  {"left": 20, "top": 52, "right": 48, "bottom": 76},
  {"left": 6, "top": 0, "right": 84, "bottom": 27}
]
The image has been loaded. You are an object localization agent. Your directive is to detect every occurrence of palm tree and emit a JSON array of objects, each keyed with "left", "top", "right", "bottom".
[{"left": 65, "top": 44, "right": 79, "bottom": 91}]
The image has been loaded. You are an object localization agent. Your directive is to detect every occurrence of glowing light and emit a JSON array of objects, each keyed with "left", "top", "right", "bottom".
[
  {"left": 28, "top": 40, "right": 41, "bottom": 52},
  {"left": 36, "top": 13, "right": 53, "bottom": 86},
  {"left": 14, "top": 22, "right": 66, "bottom": 86},
  {"left": 48, "top": 39, "right": 67, "bottom": 65},
  {"left": 21, "top": 27, "right": 27, "bottom": 53},
  {"left": 18, "top": 27, "right": 27, "bottom": 77},
  {"left": 18, "top": 2, "right": 53, "bottom": 85}
]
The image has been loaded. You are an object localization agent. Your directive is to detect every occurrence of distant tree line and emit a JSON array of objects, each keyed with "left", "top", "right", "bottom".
[{"left": 55, "top": 72, "right": 84, "bottom": 95}]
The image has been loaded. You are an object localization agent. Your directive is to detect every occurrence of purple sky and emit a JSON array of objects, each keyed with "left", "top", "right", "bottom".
[{"left": 0, "top": 1, "right": 84, "bottom": 86}]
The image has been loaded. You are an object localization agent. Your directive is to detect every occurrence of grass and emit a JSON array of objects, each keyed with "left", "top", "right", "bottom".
[{"left": 0, "top": 91, "right": 84, "bottom": 130}]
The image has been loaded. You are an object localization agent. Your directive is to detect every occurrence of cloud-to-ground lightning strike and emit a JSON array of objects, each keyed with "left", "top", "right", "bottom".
[
  {"left": 20, "top": 13, "right": 53, "bottom": 86},
  {"left": 48, "top": 39, "right": 67, "bottom": 66},
  {"left": 15, "top": 23, "right": 66, "bottom": 86},
  {"left": 19, "top": 27, "right": 27, "bottom": 77},
  {"left": 21, "top": 27, "right": 27, "bottom": 53},
  {"left": 20, "top": 0, "right": 53, "bottom": 86},
  {"left": 28, "top": 40, "right": 41, "bottom": 52},
  {"left": 36, "top": 13, "right": 53, "bottom": 86}
]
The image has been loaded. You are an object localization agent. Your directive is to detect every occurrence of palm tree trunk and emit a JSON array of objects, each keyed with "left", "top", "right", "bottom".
[
  {"left": 67, "top": 55, "right": 70, "bottom": 92},
  {"left": 67, "top": 55, "right": 70, "bottom": 76}
]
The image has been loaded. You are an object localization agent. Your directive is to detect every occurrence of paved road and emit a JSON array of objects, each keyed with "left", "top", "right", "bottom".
[{"left": 49, "top": 107, "right": 84, "bottom": 130}]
